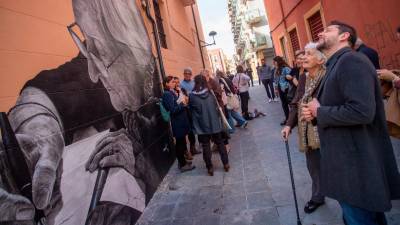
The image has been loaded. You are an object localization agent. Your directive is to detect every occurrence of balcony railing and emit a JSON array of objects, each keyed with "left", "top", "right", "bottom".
[{"left": 245, "top": 9, "right": 262, "bottom": 24}]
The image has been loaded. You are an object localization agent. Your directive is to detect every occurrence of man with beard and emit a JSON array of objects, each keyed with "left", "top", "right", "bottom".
[
  {"left": 302, "top": 21, "right": 400, "bottom": 224},
  {"left": 0, "top": 0, "right": 169, "bottom": 224}
]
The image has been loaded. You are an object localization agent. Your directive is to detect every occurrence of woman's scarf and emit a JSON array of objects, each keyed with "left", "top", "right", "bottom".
[{"left": 298, "top": 67, "right": 326, "bottom": 152}]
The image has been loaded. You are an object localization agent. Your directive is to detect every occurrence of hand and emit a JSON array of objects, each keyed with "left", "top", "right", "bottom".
[
  {"left": 281, "top": 126, "right": 291, "bottom": 141},
  {"left": 301, "top": 105, "right": 314, "bottom": 122},
  {"left": 285, "top": 75, "right": 293, "bottom": 80},
  {"left": 0, "top": 139, "right": 35, "bottom": 222},
  {"left": 377, "top": 69, "right": 398, "bottom": 82},
  {"left": 307, "top": 98, "right": 320, "bottom": 118},
  {"left": 86, "top": 129, "right": 137, "bottom": 176}
]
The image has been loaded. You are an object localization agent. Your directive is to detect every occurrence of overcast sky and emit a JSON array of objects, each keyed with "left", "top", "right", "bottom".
[{"left": 197, "top": 0, "right": 235, "bottom": 58}]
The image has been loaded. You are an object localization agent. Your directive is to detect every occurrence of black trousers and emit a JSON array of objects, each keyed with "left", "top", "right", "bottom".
[
  {"left": 198, "top": 133, "right": 229, "bottom": 169},
  {"left": 175, "top": 137, "right": 188, "bottom": 167},
  {"left": 262, "top": 79, "right": 275, "bottom": 99},
  {"left": 188, "top": 131, "right": 196, "bottom": 147},
  {"left": 305, "top": 149, "right": 325, "bottom": 203},
  {"left": 239, "top": 91, "right": 250, "bottom": 119},
  {"left": 278, "top": 88, "right": 289, "bottom": 120}
]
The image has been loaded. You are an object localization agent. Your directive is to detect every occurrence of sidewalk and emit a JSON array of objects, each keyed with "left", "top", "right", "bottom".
[{"left": 137, "top": 85, "right": 400, "bottom": 225}]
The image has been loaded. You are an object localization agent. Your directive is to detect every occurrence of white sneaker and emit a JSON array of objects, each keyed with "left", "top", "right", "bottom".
[
  {"left": 273, "top": 98, "right": 279, "bottom": 102},
  {"left": 268, "top": 98, "right": 272, "bottom": 103}
]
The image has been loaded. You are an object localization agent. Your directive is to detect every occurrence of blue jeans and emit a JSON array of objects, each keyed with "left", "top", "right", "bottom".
[
  {"left": 228, "top": 109, "right": 246, "bottom": 133},
  {"left": 340, "top": 202, "right": 387, "bottom": 225}
]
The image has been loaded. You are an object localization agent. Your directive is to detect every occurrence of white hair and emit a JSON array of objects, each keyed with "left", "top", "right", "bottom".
[{"left": 304, "top": 42, "right": 327, "bottom": 62}]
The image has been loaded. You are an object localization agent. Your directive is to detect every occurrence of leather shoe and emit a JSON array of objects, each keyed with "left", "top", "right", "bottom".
[
  {"left": 207, "top": 167, "right": 214, "bottom": 176},
  {"left": 304, "top": 200, "right": 324, "bottom": 214},
  {"left": 224, "top": 164, "right": 230, "bottom": 172}
]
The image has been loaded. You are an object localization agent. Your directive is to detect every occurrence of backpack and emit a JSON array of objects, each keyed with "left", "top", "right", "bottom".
[{"left": 158, "top": 99, "right": 170, "bottom": 122}]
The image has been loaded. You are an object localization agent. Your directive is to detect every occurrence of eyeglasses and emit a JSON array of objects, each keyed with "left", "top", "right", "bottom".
[{"left": 67, "top": 22, "right": 122, "bottom": 73}]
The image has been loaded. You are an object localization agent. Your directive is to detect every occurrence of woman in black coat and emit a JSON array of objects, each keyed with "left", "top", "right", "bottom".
[
  {"left": 189, "top": 75, "right": 230, "bottom": 176},
  {"left": 162, "top": 76, "right": 195, "bottom": 172}
]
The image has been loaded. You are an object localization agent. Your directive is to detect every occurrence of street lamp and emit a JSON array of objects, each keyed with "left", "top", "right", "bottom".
[{"left": 201, "top": 31, "right": 218, "bottom": 47}]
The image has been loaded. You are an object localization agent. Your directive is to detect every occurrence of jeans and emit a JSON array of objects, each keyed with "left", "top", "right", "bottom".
[
  {"left": 198, "top": 133, "right": 229, "bottom": 169},
  {"left": 340, "top": 202, "right": 387, "bottom": 225},
  {"left": 278, "top": 88, "right": 289, "bottom": 120},
  {"left": 227, "top": 109, "right": 246, "bottom": 133},
  {"left": 175, "top": 137, "right": 188, "bottom": 167},
  {"left": 262, "top": 79, "right": 275, "bottom": 99},
  {"left": 239, "top": 91, "right": 250, "bottom": 119}
]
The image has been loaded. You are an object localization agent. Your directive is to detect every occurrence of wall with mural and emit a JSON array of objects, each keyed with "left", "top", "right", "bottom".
[{"left": 0, "top": 0, "right": 175, "bottom": 224}]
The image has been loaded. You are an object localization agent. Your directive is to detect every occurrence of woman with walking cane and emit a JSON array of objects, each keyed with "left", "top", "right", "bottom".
[{"left": 281, "top": 42, "right": 327, "bottom": 214}]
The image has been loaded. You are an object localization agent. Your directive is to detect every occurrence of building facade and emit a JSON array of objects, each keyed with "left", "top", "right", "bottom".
[
  {"left": 208, "top": 48, "right": 228, "bottom": 73},
  {"left": 228, "top": 0, "right": 274, "bottom": 77},
  {"left": 264, "top": 0, "right": 400, "bottom": 68}
]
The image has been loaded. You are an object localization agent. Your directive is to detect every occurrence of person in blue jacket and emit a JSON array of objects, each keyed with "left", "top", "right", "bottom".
[{"left": 162, "top": 76, "right": 195, "bottom": 172}]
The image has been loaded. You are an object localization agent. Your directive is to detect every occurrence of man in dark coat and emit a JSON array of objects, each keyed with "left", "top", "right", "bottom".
[
  {"left": 302, "top": 21, "right": 400, "bottom": 224},
  {"left": 354, "top": 38, "right": 381, "bottom": 69}
]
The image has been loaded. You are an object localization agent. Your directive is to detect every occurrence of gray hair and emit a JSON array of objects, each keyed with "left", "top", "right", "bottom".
[
  {"left": 304, "top": 42, "right": 327, "bottom": 63},
  {"left": 183, "top": 67, "right": 192, "bottom": 74}
]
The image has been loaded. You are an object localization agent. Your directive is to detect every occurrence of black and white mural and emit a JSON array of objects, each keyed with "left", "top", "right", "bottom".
[{"left": 0, "top": 0, "right": 174, "bottom": 224}]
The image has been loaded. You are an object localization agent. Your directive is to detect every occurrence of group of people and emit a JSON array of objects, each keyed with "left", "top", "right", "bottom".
[
  {"left": 161, "top": 67, "right": 256, "bottom": 175},
  {"left": 274, "top": 21, "right": 400, "bottom": 225}
]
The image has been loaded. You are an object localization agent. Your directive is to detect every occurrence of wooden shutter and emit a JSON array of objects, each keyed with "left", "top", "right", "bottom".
[
  {"left": 153, "top": 0, "right": 167, "bottom": 49},
  {"left": 307, "top": 11, "right": 324, "bottom": 42},
  {"left": 289, "top": 28, "right": 300, "bottom": 52}
]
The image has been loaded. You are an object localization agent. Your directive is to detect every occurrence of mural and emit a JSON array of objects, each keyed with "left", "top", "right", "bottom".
[{"left": 0, "top": 0, "right": 174, "bottom": 224}]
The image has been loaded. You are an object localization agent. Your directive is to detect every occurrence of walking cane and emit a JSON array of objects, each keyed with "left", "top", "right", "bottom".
[{"left": 284, "top": 140, "right": 302, "bottom": 225}]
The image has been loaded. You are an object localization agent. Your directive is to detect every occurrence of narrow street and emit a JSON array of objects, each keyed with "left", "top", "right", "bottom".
[{"left": 137, "top": 84, "right": 400, "bottom": 225}]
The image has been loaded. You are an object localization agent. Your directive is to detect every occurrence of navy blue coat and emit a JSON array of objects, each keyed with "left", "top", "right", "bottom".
[
  {"left": 162, "top": 90, "right": 190, "bottom": 138},
  {"left": 316, "top": 47, "right": 400, "bottom": 212}
]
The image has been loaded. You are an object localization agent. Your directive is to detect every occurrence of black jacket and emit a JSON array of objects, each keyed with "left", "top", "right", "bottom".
[
  {"left": 356, "top": 43, "right": 380, "bottom": 69},
  {"left": 316, "top": 47, "right": 400, "bottom": 212}
]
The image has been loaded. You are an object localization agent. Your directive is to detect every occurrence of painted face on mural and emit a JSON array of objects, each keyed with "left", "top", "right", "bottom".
[{"left": 71, "top": 0, "right": 154, "bottom": 112}]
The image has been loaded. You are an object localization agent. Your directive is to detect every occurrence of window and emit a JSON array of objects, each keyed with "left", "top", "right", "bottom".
[
  {"left": 289, "top": 28, "right": 300, "bottom": 53},
  {"left": 279, "top": 36, "right": 287, "bottom": 60},
  {"left": 153, "top": 0, "right": 167, "bottom": 48},
  {"left": 307, "top": 11, "right": 324, "bottom": 42}
]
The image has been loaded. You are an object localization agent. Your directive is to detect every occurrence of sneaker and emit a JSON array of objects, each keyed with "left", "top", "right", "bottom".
[
  {"left": 180, "top": 164, "right": 195, "bottom": 173},
  {"left": 190, "top": 145, "right": 202, "bottom": 155},
  {"left": 273, "top": 97, "right": 279, "bottom": 102},
  {"left": 268, "top": 98, "right": 272, "bottom": 103},
  {"left": 184, "top": 151, "right": 193, "bottom": 160},
  {"left": 240, "top": 121, "right": 248, "bottom": 128}
]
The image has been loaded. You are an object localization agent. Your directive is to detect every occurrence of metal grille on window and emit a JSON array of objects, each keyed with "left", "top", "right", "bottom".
[
  {"left": 153, "top": 0, "right": 167, "bottom": 49},
  {"left": 289, "top": 28, "right": 300, "bottom": 53},
  {"left": 308, "top": 11, "right": 324, "bottom": 42}
]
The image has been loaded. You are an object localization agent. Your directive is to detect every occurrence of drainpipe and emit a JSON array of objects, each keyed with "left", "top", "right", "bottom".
[
  {"left": 143, "top": 0, "right": 166, "bottom": 79},
  {"left": 191, "top": 4, "right": 206, "bottom": 69}
]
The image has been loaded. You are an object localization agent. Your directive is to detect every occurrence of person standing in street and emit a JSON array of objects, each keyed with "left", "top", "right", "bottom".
[
  {"left": 282, "top": 42, "right": 326, "bottom": 214},
  {"left": 189, "top": 75, "right": 230, "bottom": 176},
  {"left": 258, "top": 58, "right": 276, "bottom": 103},
  {"left": 302, "top": 21, "right": 400, "bottom": 225},
  {"left": 162, "top": 76, "right": 195, "bottom": 172},
  {"left": 273, "top": 56, "right": 292, "bottom": 125},
  {"left": 246, "top": 67, "right": 254, "bottom": 87},
  {"left": 233, "top": 65, "right": 251, "bottom": 120},
  {"left": 354, "top": 38, "right": 380, "bottom": 69},
  {"left": 180, "top": 67, "right": 201, "bottom": 155}
]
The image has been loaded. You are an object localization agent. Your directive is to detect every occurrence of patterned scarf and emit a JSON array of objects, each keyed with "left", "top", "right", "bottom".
[{"left": 298, "top": 67, "right": 326, "bottom": 152}]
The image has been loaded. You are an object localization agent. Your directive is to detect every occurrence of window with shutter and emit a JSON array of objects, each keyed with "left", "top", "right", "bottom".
[
  {"left": 289, "top": 28, "right": 300, "bottom": 53},
  {"left": 307, "top": 11, "right": 324, "bottom": 42},
  {"left": 153, "top": 0, "right": 168, "bottom": 49}
]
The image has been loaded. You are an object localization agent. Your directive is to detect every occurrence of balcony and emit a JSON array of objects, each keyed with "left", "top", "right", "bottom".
[
  {"left": 245, "top": 9, "right": 263, "bottom": 24},
  {"left": 254, "top": 33, "right": 268, "bottom": 49}
]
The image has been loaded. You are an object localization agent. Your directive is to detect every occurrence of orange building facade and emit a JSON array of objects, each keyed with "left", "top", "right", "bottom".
[
  {"left": 263, "top": 0, "right": 400, "bottom": 68},
  {"left": 0, "top": 0, "right": 210, "bottom": 112},
  {"left": 208, "top": 48, "right": 227, "bottom": 73}
]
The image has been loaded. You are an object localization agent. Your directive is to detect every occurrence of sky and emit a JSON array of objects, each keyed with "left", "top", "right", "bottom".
[{"left": 197, "top": 0, "right": 235, "bottom": 58}]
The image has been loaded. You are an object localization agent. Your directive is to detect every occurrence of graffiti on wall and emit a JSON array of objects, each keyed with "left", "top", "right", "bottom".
[
  {"left": 0, "top": 0, "right": 174, "bottom": 225},
  {"left": 364, "top": 19, "right": 400, "bottom": 69}
]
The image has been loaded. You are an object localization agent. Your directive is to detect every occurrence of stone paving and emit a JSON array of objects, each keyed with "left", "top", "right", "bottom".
[{"left": 137, "top": 84, "right": 400, "bottom": 225}]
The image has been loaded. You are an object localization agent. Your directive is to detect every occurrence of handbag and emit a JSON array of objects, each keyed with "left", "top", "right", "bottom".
[
  {"left": 210, "top": 90, "right": 232, "bottom": 131},
  {"left": 158, "top": 99, "right": 170, "bottom": 122},
  {"left": 220, "top": 78, "right": 240, "bottom": 110}
]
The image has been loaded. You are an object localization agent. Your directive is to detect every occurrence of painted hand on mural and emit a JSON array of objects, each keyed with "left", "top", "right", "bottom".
[{"left": 86, "top": 129, "right": 137, "bottom": 176}]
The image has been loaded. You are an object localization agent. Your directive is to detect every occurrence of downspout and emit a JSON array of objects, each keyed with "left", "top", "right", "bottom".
[
  {"left": 143, "top": 0, "right": 166, "bottom": 80},
  {"left": 191, "top": 4, "right": 206, "bottom": 69}
]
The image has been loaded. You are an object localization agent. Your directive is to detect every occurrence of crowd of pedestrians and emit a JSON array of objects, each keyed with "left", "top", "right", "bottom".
[{"left": 162, "top": 20, "right": 400, "bottom": 225}]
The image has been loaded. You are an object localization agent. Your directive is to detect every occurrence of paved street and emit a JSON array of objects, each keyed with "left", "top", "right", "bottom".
[{"left": 137, "top": 84, "right": 400, "bottom": 225}]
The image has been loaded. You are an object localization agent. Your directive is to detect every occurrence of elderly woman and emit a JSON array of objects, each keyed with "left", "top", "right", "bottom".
[{"left": 281, "top": 42, "right": 326, "bottom": 214}]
